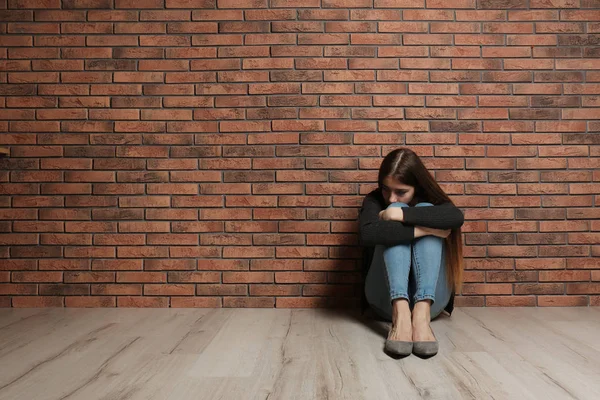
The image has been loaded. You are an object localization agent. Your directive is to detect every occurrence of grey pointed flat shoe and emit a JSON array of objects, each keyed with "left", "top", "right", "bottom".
[
  {"left": 384, "top": 338, "right": 413, "bottom": 358},
  {"left": 412, "top": 330, "right": 438, "bottom": 359}
]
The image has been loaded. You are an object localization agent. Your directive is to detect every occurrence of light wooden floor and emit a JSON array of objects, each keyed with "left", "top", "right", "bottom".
[{"left": 0, "top": 307, "right": 599, "bottom": 400}]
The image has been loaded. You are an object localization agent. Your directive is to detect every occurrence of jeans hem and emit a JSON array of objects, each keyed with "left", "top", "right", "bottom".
[
  {"left": 413, "top": 294, "right": 435, "bottom": 304},
  {"left": 390, "top": 293, "right": 409, "bottom": 302}
]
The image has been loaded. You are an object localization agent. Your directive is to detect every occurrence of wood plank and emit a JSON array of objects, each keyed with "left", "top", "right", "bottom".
[{"left": 0, "top": 308, "right": 599, "bottom": 399}]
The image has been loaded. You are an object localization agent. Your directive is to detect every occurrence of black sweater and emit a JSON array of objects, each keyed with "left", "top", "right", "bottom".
[{"left": 358, "top": 188, "right": 465, "bottom": 316}]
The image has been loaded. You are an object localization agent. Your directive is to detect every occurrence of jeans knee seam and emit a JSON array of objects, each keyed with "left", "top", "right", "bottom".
[{"left": 413, "top": 248, "right": 422, "bottom": 292}]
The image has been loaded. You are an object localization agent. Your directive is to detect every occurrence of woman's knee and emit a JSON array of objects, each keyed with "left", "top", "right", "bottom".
[
  {"left": 387, "top": 201, "right": 434, "bottom": 211},
  {"left": 386, "top": 201, "right": 409, "bottom": 209},
  {"left": 389, "top": 201, "right": 435, "bottom": 207},
  {"left": 415, "top": 202, "right": 434, "bottom": 207}
]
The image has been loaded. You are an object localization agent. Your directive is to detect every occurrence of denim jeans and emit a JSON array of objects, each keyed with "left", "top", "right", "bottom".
[{"left": 364, "top": 202, "right": 452, "bottom": 322}]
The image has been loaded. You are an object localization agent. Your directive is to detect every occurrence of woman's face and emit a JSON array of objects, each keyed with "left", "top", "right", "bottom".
[{"left": 381, "top": 176, "right": 416, "bottom": 206}]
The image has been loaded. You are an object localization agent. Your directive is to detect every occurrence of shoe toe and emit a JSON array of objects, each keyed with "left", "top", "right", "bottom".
[
  {"left": 412, "top": 341, "right": 439, "bottom": 358},
  {"left": 384, "top": 339, "right": 413, "bottom": 358}
]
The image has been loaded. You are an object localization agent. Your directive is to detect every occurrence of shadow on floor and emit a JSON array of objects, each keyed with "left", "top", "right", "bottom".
[{"left": 315, "top": 306, "right": 451, "bottom": 341}]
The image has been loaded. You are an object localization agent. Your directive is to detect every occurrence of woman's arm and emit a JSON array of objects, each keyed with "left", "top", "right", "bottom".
[
  {"left": 386, "top": 202, "right": 464, "bottom": 230},
  {"left": 379, "top": 204, "right": 456, "bottom": 238},
  {"left": 358, "top": 195, "right": 415, "bottom": 247}
]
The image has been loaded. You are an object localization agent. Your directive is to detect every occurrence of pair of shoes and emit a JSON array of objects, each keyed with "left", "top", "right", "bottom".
[
  {"left": 384, "top": 328, "right": 413, "bottom": 359},
  {"left": 412, "top": 329, "right": 438, "bottom": 359}
]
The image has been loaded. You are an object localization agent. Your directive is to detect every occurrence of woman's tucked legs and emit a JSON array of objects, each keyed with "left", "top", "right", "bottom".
[{"left": 365, "top": 201, "right": 450, "bottom": 342}]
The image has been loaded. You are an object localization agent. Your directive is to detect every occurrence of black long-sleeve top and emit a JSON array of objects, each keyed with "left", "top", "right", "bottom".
[{"left": 358, "top": 188, "right": 465, "bottom": 316}]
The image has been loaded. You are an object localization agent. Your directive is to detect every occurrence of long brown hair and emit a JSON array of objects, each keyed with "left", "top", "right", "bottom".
[{"left": 377, "top": 147, "right": 464, "bottom": 292}]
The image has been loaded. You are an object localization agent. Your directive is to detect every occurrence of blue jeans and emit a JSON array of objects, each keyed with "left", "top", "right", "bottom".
[{"left": 364, "top": 202, "right": 452, "bottom": 322}]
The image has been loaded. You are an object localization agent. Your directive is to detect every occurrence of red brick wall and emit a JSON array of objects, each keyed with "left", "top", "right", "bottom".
[{"left": 0, "top": 0, "right": 599, "bottom": 308}]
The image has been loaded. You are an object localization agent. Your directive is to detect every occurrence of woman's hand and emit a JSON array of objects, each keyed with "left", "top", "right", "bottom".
[
  {"left": 378, "top": 210, "right": 387, "bottom": 220},
  {"left": 421, "top": 226, "right": 452, "bottom": 238},
  {"left": 378, "top": 208, "right": 403, "bottom": 221},
  {"left": 415, "top": 225, "right": 452, "bottom": 238}
]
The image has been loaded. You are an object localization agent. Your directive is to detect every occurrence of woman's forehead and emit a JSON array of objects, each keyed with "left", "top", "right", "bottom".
[{"left": 382, "top": 176, "right": 412, "bottom": 190}]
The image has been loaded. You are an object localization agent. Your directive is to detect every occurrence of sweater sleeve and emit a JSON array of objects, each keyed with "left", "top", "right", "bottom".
[
  {"left": 402, "top": 202, "right": 465, "bottom": 230},
  {"left": 358, "top": 194, "right": 415, "bottom": 247}
]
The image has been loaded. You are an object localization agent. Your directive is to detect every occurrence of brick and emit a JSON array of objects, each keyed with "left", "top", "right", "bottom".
[
  {"left": 378, "top": 96, "right": 426, "bottom": 108},
  {"left": 172, "top": 297, "right": 221, "bottom": 307},
  {"left": 62, "top": 0, "right": 112, "bottom": 7},
  {"left": 540, "top": 270, "right": 590, "bottom": 282},
  {"left": 40, "top": 284, "right": 89, "bottom": 296},
  {"left": 514, "top": 283, "right": 565, "bottom": 295},
  {"left": 12, "top": 272, "right": 63, "bottom": 282},
  {"left": 531, "top": 0, "right": 579, "bottom": 7},
  {"left": 538, "top": 296, "right": 588, "bottom": 307},
  {"left": 13, "top": 297, "right": 64, "bottom": 307},
  {"left": 429, "top": 0, "right": 475, "bottom": 6},
  {"left": 9, "top": 0, "right": 61, "bottom": 7},
  {"left": 272, "top": 21, "right": 326, "bottom": 33},
  {"left": 66, "top": 297, "right": 116, "bottom": 307},
  {"left": 486, "top": 296, "right": 536, "bottom": 307},
  {"left": 462, "top": 283, "right": 513, "bottom": 295},
  {"left": 404, "top": 10, "right": 452, "bottom": 20},
  {"left": 326, "top": 21, "right": 375, "bottom": 33},
  {"left": 165, "top": 0, "right": 215, "bottom": 7},
  {"left": 298, "top": 9, "right": 348, "bottom": 20},
  {"left": 404, "top": 34, "right": 453, "bottom": 45},
  {"left": 65, "top": 272, "right": 114, "bottom": 283},
  {"left": 92, "top": 284, "right": 142, "bottom": 296},
  {"left": 478, "top": 0, "right": 527, "bottom": 8},
  {"left": 567, "top": 283, "right": 600, "bottom": 295},
  {"left": 135, "top": 11, "right": 182, "bottom": 21},
  {"left": 118, "top": 297, "right": 169, "bottom": 307}
]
